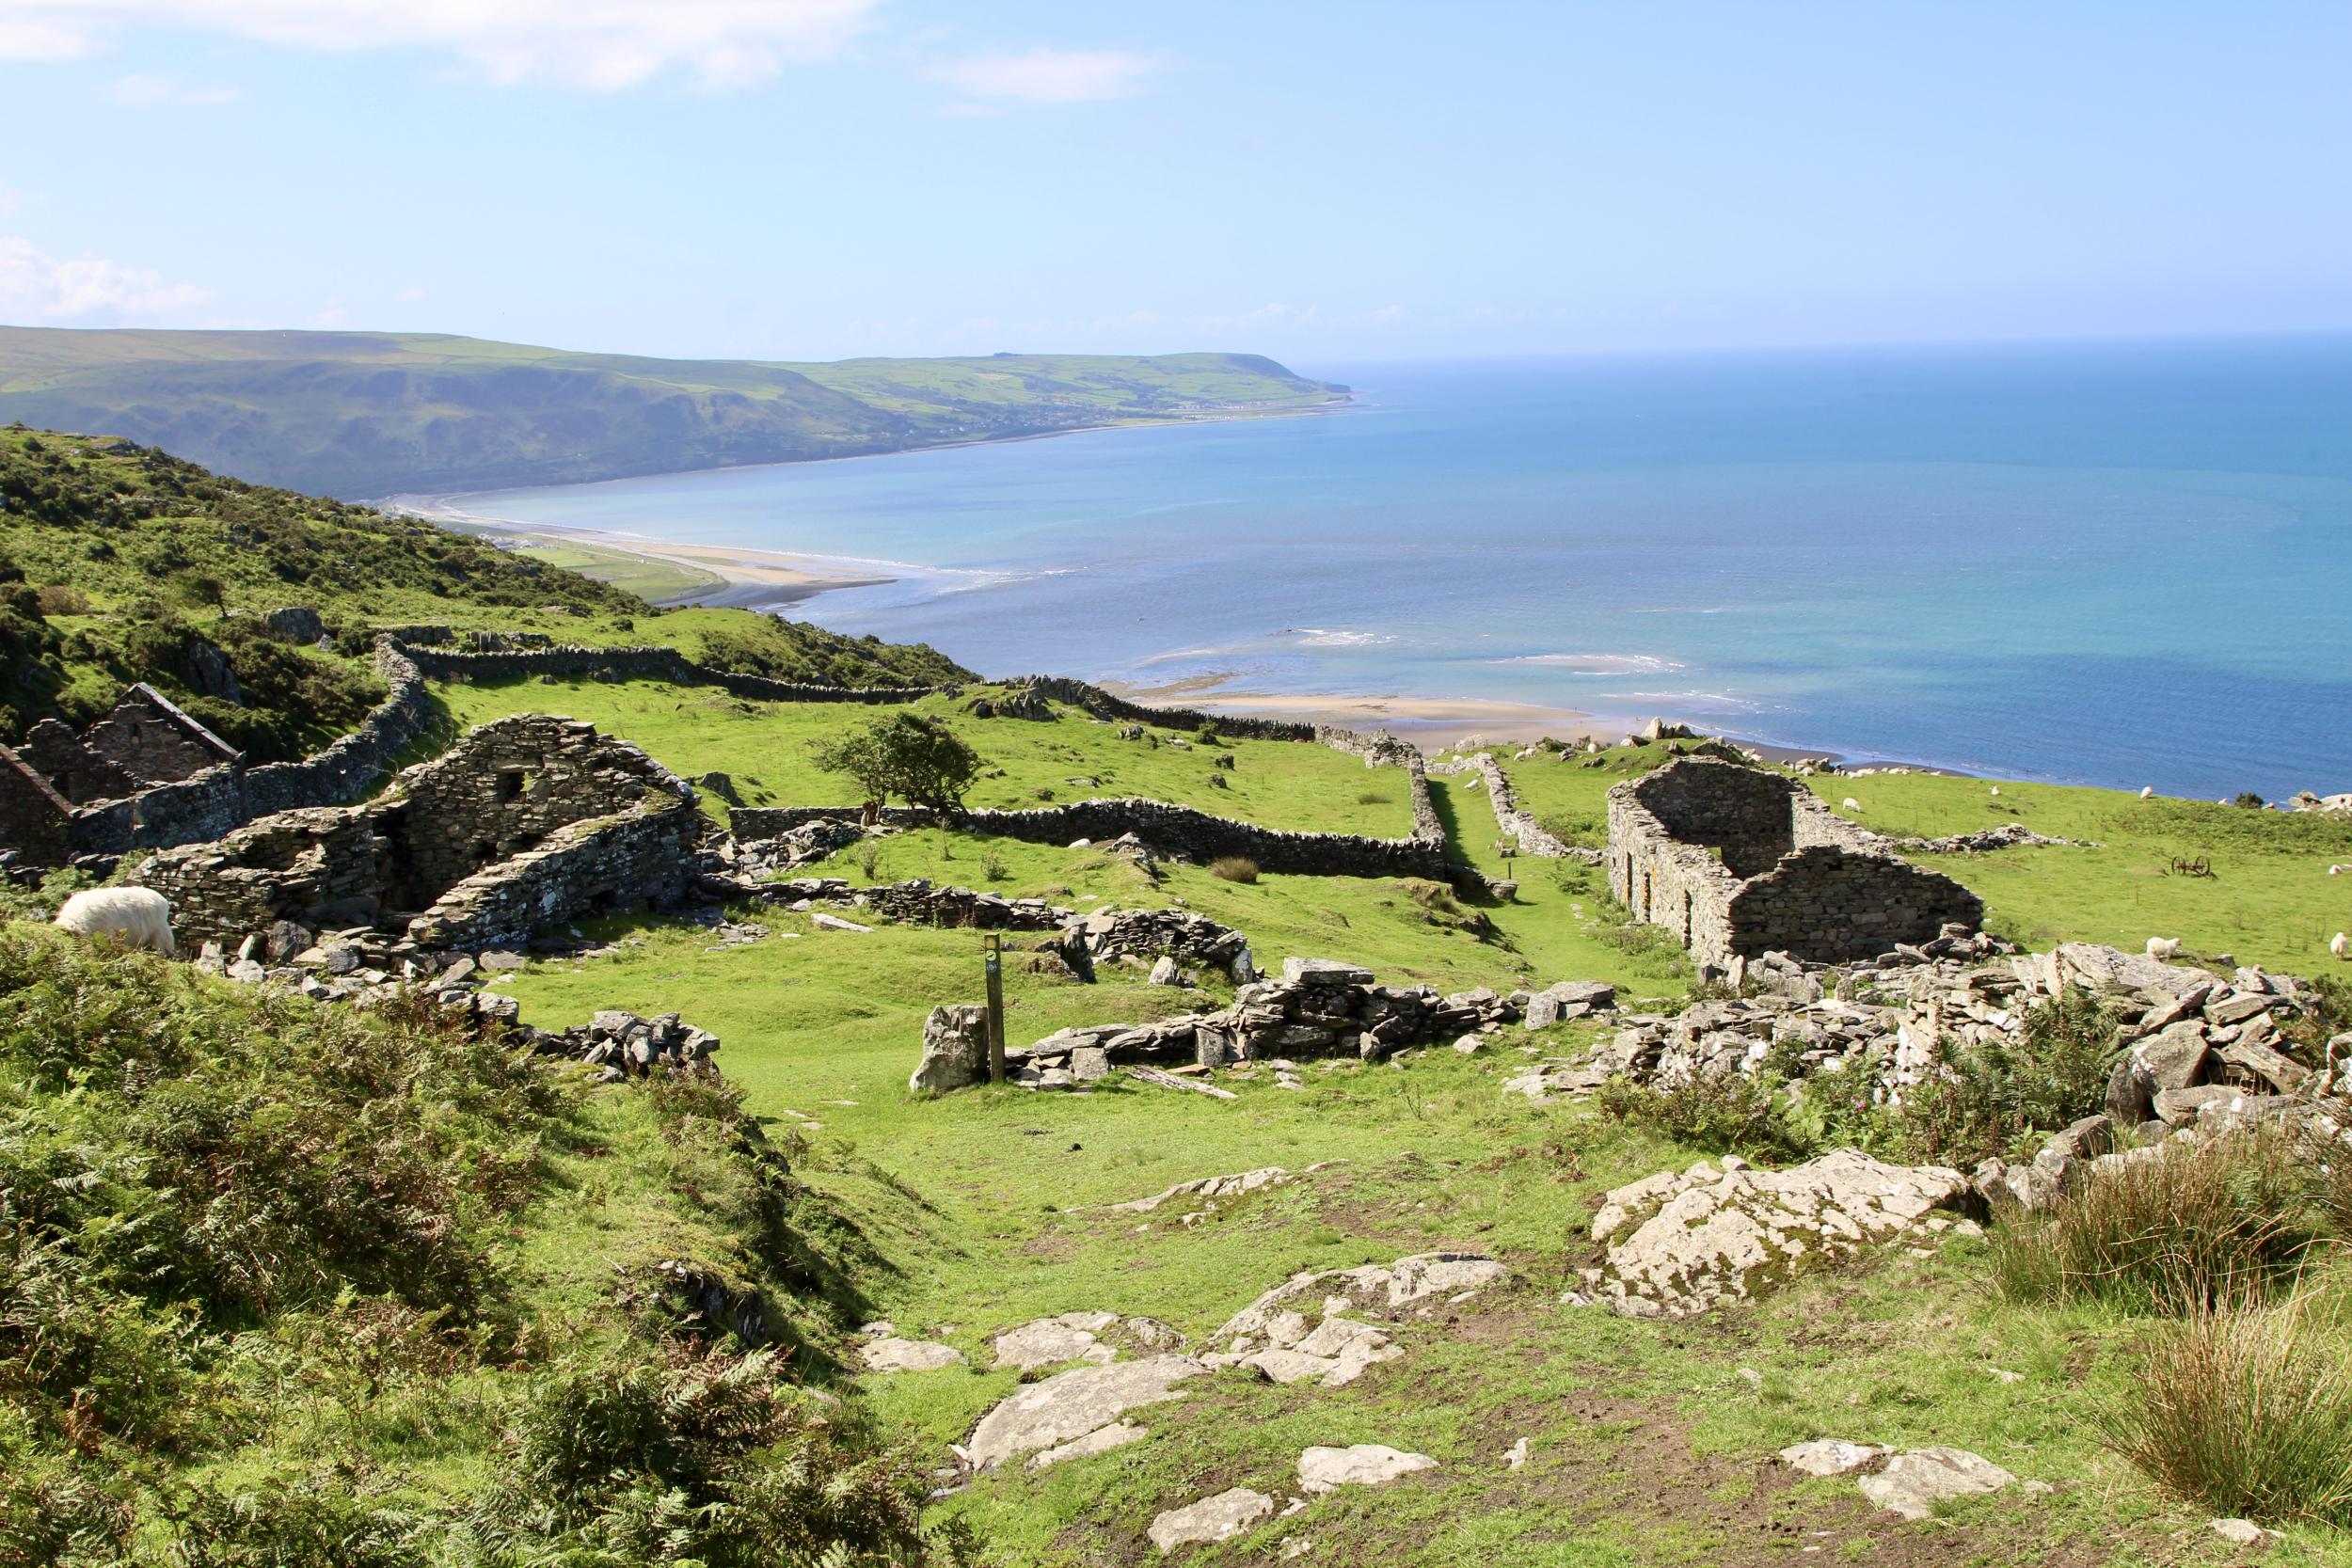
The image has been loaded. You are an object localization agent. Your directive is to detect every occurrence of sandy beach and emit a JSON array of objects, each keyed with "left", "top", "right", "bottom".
[
  {"left": 389, "top": 497, "right": 897, "bottom": 608},
  {"left": 1102, "top": 675, "right": 1619, "bottom": 748}
]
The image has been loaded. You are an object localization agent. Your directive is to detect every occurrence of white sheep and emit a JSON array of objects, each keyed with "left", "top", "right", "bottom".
[
  {"left": 53, "top": 887, "right": 175, "bottom": 957},
  {"left": 1989, "top": 785, "right": 2001, "bottom": 797},
  {"left": 1841, "top": 797, "right": 1862, "bottom": 812},
  {"left": 2145, "top": 935, "right": 2182, "bottom": 960},
  {"left": 2333, "top": 932, "right": 2349, "bottom": 960},
  {"left": 2139, "top": 785, "right": 2154, "bottom": 799}
]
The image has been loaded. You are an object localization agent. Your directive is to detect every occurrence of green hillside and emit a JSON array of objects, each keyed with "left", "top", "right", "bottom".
[
  {"left": 0, "top": 429, "right": 970, "bottom": 759},
  {"left": 0, "top": 328, "right": 1349, "bottom": 499}
]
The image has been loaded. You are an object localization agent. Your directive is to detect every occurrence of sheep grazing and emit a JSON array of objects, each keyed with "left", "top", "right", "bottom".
[
  {"left": 1989, "top": 785, "right": 2000, "bottom": 797},
  {"left": 2139, "top": 785, "right": 2154, "bottom": 799},
  {"left": 2333, "top": 932, "right": 2349, "bottom": 960},
  {"left": 1841, "top": 797, "right": 1863, "bottom": 812},
  {"left": 53, "top": 887, "right": 176, "bottom": 958},
  {"left": 2145, "top": 935, "right": 2182, "bottom": 960}
]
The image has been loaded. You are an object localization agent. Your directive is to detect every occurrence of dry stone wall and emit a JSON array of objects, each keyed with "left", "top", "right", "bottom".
[
  {"left": 734, "top": 796, "right": 1453, "bottom": 880},
  {"left": 404, "top": 641, "right": 938, "bottom": 704}
]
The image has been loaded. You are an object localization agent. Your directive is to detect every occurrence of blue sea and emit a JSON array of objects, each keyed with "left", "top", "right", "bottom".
[{"left": 449, "top": 336, "right": 2352, "bottom": 800}]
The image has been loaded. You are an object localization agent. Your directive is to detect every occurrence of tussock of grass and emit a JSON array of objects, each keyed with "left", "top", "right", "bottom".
[
  {"left": 2106, "top": 1291, "right": 2352, "bottom": 1526},
  {"left": 1994, "top": 1130, "right": 2343, "bottom": 1314},
  {"left": 1209, "top": 855, "right": 1259, "bottom": 883}
]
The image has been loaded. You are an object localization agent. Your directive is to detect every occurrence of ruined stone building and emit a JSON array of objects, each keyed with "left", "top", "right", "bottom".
[
  {"left": 1607, "top": 757, "right": 1981, "bottom": 966},
  {"left": 131, "top": 714, "right": 705, "bottom": 950}
]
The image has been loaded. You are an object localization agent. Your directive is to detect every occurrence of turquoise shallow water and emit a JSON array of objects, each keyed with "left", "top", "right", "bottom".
[{"left": 452, "top": 337, "right": 2352, "bottom": 799}]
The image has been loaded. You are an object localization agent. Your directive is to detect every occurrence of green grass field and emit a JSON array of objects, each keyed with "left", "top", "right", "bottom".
[{"left": 434, "top": 673, "right": 2352, "bottom": 1565}]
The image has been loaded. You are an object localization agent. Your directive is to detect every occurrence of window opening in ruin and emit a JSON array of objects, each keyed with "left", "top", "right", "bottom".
[{"left": 496, "top": 768, "right": 529, "bottom": 802}]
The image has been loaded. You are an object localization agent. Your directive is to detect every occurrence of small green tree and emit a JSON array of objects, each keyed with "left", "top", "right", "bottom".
[{"left": 810, "top": 713, "right": 982, "bottom": 813}]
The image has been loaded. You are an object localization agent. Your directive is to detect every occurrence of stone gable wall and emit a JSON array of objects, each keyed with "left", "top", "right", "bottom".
[
  {"left": 0, "top": 749, "right": 72, "bottom": 864},
  {"left": 17, "top": 718, "right": 140, "bottom": 805},
  {"left": 82, "top": 684, "right": 241, "bottom": 784}
]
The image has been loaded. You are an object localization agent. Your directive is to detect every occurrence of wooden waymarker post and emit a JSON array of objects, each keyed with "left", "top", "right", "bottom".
[{"left": 983, "top": 932, "right": 1007, "bottom": 1084}]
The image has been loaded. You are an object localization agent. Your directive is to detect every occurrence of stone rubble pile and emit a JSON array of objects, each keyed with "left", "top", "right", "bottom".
[
  {"left": 929, "top": 959, "right": 1607, "bottom": 1094},
  {"left": 1778, "top": 1441, "right": 2037, "bottom": 1521},
  {"left": 189, "top": 918, "right": 725, "bottom": 1082},
  {"left": 1892, "top": 823, "right": 2095, "bottom": 854}
]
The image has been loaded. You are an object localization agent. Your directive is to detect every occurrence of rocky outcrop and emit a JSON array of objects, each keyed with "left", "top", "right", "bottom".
[
  {"left": 1297, "top": 1445, "right": 1439, "bottom": 1493},
  {"left": 1576, "top": 1150, "right": 1974, "bottom": 1317},
  {"left": 964, "top": 1355, "right": 1206, "bottom": 1471},
  {"left": 1204, "top": 1252, "right": 1507, "bottom": 1386}
]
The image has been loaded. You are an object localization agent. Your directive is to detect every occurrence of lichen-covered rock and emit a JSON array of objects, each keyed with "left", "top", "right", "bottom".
[
  {"left": 965, "top": 1355, "right": 1205, "bottom": 1470},
  {"left": 1580, "top": 1149, "right": 1970, "bottom": 1317},
  {"left": 859, "top": 1337, "right": 965, "bottom": 1373},
  {"left": 1149, "top": 1487, "right": 1274, "bottom": 1551},
  {"left": 992, "top": 1311, "right": 1180, "bottom": 1370},
  {"left": 911, "top": 1004, "right": 989, "bottom": 1095},
  {"left": 1296, "top": 1444, "right": 1438, "bottom": 1493},
  {"left": 1856, "top": 1447, "right": 2019, "bottom": 1520}
]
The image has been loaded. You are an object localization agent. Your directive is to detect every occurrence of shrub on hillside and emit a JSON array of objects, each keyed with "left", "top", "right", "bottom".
[
  {"left": 1597, "top": 1069, "right": 1819, "bottom": 1164},
  {"left": 2106, "top": 1291, "right": 2352, "bottom": 1527},
  {"left": 1881, "top": 985, "right": 2120, "bottom": 1166},
  {"left": 1209, "top": 856, "right": 1258, "bottom": 883},
  {"left": 1993, "top": 1130, "right": 2341, "bottom": 1314},
  {"left": 809, "top": 713, "right": 982, "bottom": 813}
]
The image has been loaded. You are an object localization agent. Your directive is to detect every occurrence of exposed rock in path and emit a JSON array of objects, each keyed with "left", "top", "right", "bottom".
[
  {"left": 1206, "top": 1251, "right": 1507, "bottom": 1387},
  {"left": 1027, "top": 1421, "right": 1148, "bottom": 1472},
  {"left": 859, "top": 1337, "right": 966, "bottom": 1373},
  {"left": 1777, "top": 1439, "right": 1890, "bottom": 1477},
  {"left": 1296, "top": 1444, "right": 1439, "bottom": 1493},
  {"left": 993, "top": 1311, "right": 1181, "bottom": 1371},
  {"left": 966, "top": 1354, "right": 1206, "bottom": 1470},
  {"left": 1106, "top": 1165, "right": 1311, "bottom": 1213},
  {"left": 1578, "top": 1149, "right": 1972, "bottom": 1317},
  {"left": 1856, "top": 1447, "right": 2021, "bottom": 1520},
  {"left": 1149, "top": 1487, "right": 1276, "bottom": 1551}
]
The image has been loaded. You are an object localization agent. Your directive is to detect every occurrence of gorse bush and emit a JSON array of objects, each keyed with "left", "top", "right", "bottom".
[
  {"left": 1887, "top": 985, "right": 2120, "bottom": 1166},
  {"left": 2106, "top": 1291, "right": 2352, "bottom": 1528},
  {"left": 1992, "top": 1129, "right": 2342, "bottom": 1314}
]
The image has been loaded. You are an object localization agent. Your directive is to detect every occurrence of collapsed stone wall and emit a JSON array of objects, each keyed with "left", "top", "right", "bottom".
[
  {"left": 131, "top": 713, "right": 701, "bottom": 950},
  {"left": 63, "top": 641, "right": 436, "bottom": 859},
  {"left": 1607, "top": 757, "right": 1981, "bottom": 967}
]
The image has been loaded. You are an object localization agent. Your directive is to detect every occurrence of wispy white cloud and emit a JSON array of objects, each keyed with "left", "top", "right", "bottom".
[
  {"left": 0, "top": 0, "right": 880, "bottom": 88},
  {"left": 0, "top": 233, "right": 214, "bottom": 323},
  {"left": 924, "top": 46, "right": 1160, "bottom": 104},
  {"left": 0, "top": 12, "right": 88, "bottom": 59},
  {"left": 393, "top": 285, "right": 426, "bottom": 302},
  {"left": 108, "top": 71, "right": 241, "bottom": 106}
]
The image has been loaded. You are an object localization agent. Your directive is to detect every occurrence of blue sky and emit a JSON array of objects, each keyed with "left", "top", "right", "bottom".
[{"left": 1, "top": 1, "right": 2347, "bottom": 364}]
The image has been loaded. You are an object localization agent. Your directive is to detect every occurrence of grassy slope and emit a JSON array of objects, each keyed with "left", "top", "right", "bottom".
[
  {"left": 453, "top": 677, "right": 2352, "bottom": 1563},
  {"left": 0, "top": 429, "right": 967, "bottom": 752},
  {"left": 0, "top": 328, "right": 1346, "bottom": 499},
  {"left": 0, "top": 925, "right": 945, "bottom": 1564}
]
